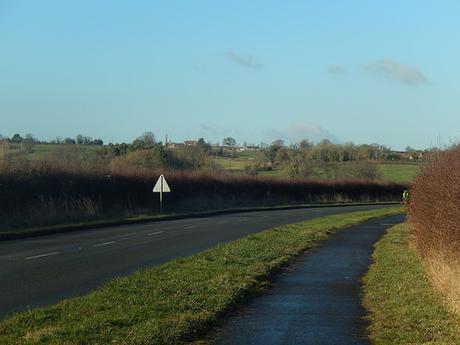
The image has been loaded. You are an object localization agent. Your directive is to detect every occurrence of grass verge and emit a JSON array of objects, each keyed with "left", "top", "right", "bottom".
[
  {"left": 0, "top": 207, "right": 402, "bottom": 345},
  {"left": 362, "top": 223, "right": 460, "bottom": 344}
]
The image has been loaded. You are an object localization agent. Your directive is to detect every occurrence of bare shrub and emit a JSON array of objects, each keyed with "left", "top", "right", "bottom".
[{"left": 408, "top": 144, "right": 460, "bottom": 312}]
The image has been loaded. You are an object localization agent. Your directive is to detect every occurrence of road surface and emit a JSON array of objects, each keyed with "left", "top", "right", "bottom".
[
  {"left": 214, "top": 214, "right": 405, "bottom": 345},
  {"left": 0, "top": 204, "right": 393, "bottom": 319}
]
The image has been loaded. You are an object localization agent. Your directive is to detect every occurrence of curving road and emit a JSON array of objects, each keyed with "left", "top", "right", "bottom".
[{"left": 0, "top": 204, "right": 394, "bottom": 319}]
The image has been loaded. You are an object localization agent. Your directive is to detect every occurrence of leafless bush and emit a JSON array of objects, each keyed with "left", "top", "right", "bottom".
[{"left": 408, "top": 144, "right": 460, "bottom": 312}]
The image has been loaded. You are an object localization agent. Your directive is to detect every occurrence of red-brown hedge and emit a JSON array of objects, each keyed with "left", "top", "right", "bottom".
[
  {"left": 408, "top": 145, "right": 460, "bottom": 257},
  {"left": 0, "top": 165, "right": 405, "bottom": 229}
]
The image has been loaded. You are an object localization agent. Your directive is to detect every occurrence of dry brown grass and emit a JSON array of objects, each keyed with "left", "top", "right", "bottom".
[
  {"left": 408, "top": 144, "right": 460, "bottom": 313},
  {"left": 424, "top": 254, "right": 460, "bottom": 314}
]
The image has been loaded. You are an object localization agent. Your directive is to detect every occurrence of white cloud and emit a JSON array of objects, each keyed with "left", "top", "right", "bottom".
[
  {"left": 366, "top": 59, "right": 427, "bottom": 85},
  {"left": 262, "top": 123, "right": 339, "bottom": 144}
]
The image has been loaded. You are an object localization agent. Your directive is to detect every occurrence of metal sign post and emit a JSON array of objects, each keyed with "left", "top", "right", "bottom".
[{"left": 153, "top": 174, "right": 171, "bottom": 213}]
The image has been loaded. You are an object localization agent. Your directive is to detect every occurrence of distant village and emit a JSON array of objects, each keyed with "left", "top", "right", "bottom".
[
  {"left": 164, "top": 139, "right": 429, "bottom": 162},
  {"left": 0, "top": 132, "right": 432, "bottom": 162}
]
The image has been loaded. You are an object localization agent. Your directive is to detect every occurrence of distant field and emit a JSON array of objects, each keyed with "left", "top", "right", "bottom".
[
  {"left": 0, "top": 143, "right": 100, "bottom": 161},
  {"left": 214, "top": 150, "right": 267, "bottom": 171},
  {"left": 216, "top": 155, "right": 422, "bottom": 183},
  {"left": 215, "top": 157, "right": 249, "bottom": 170},
  {"left": 28, "top": 144, "right": 60, "bottom": 160},
  {"left": 377, "top": 163, "right": 421, "bottom": 182},
  {"left": 214, "top": 150, "right": 423, "bottom": 182}
]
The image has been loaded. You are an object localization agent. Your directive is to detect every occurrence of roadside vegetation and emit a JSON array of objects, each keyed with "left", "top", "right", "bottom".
[
  {"left": 363, "top": 224, "right": 460, "bottom": 344},
  {"left": 0, "top": 164, "right": 404, "bottom": 232},
  {"left": 0, "top": 132, "right": 411, "bottom": 232},
  {"left": 0, "top": 207, "right": 402, "bottom": 345},
  {"left": 363, "top": 144, "right": 460, "bottom": 344},
  {"left": 408, "top": 144, "right": 460, "bottom": 314}
]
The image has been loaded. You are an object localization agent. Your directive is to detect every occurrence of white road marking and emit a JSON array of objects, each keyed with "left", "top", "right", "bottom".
[
  {"left": 25, "top": 252, "right": 59, "bottom": 260},
  {"left": 117, "top": 233, "right": 138, "bottom": 238},
  {"left": 183, "top": 225, "right": 196, "bottom": 229},
  {"left": 93, "top": 241, "right": 115, "bottom": 247},
  {"left": 148, "top": 231, "right": 164, "bottom": 236}
]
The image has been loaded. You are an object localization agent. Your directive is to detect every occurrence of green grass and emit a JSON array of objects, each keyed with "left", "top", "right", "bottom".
[
  {"left": 260, "top": 163, "right": 422, "bottom": 182},
  {"left": 0, "top": 143, "right": 101, "bottom": 161},
  {"left": 363, "top": 223, "right": 460, "bottom": 344},
  {"left": 0, "top": 207, "right": 402, "bottom": 345},
  {"left": 214, "top": 157, "right": 250, "bottom": 170},
  {"left": 377, "top": 163, "right": 421, "bottom": 182},
  {"left": 218, "top": 158, "right": 422, "bottom": 182},
  {"left": 214, "top": 150, "right": 268, "bottom": 171},
  {"left": 27, "top": 144, "right": 62, "bottom": 160}
]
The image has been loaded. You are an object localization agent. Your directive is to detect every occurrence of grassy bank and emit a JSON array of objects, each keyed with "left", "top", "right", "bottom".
[
  {"left": 363, "top": 224, "right": 460, "bottom": 344},
  {"left": 0, "top": 208, "right": 402, "bottom": 345}
]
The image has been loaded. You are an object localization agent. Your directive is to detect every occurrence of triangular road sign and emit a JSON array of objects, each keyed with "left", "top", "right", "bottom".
[{"left": 153, "top": 174, "right": 171, "bottom": 193}]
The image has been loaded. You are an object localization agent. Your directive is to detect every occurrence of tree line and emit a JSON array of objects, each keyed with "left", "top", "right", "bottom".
[
  {"left": 1, "top": 131, "right": 437, "bottom": 180},
  {"left": 0, "top": 133, "right": 104, "bottom": 145}
]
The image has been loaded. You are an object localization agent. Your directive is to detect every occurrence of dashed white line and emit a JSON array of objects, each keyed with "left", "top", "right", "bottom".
[
  {"left": 117, "top": 233, "right": 138, "bottom": 239},
  {"left": 25, "top": 252, "right": 59, "bottom": 260},
  {"left": 183, "top": 225, "right": 197, "bottom": 229},
  {"left": 148, "top": 231, "right": 164, "bottom": 236},
  {"left": 93, "top": 241, "right": 115, "bottom": 247}
]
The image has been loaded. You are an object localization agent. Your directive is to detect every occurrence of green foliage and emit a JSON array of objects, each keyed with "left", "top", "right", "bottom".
[
  {"left": 109, "top": 146, "right": 168, "bottom": 170},
  {"left": 377, "top": 164, "right": 421, "bottom": 182},
  {"left": 363, "top": 224, "right": 460, "bottom": 344},
  {"left": 222, "top": 137, "right": 236, "bottom": 147},
  {"left": 131, "top": 132, "right": 157, "bottom": 150},
  {"left": 288, "top": 159, "right": 381, "bottom": 180},
  {"left": 287, "top": 151, "right": 313, "bottom": 178},
  {"left": 11, "top": 134, "right": 23, "bottom": 143},
  {"left": 0, "top": 208, "right": 402, "bottom": 345}
]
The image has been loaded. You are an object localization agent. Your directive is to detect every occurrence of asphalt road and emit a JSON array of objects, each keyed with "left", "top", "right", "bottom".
[
  {"left": 215, "top": 214, "right": 405, "bottom": 345},
  {"left": 0, "top": 204, "right": 393, "bottom": 319}
]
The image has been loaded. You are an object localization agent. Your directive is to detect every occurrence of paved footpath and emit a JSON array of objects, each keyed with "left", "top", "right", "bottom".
[{"left": 214, "top": 214, "right": 405, "bottom": 345}]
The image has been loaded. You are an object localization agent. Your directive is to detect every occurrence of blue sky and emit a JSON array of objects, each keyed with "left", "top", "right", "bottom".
[{"left": 1, "top": 1, "right": 459, "bottom": 149}]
